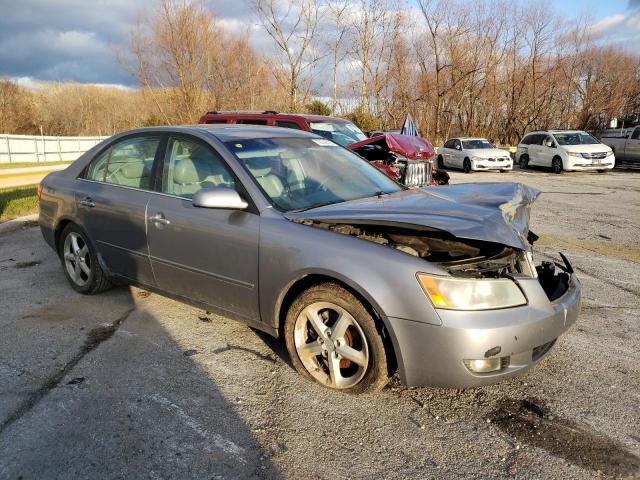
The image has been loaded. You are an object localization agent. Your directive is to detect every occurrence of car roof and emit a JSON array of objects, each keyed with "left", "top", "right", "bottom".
[
  {"left": 115, "top": 124, "right": 319, "bottom": 142},
  {"left": 201, "top": 111, "right": 351, "bottom": 123},
  {"left": 524, "top": 130, "right": 586, "bottom": 135}
]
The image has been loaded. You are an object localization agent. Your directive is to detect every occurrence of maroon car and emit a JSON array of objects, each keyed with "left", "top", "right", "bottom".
[{"left": 198, "top": 111, "right": 447, "bottom": 186}]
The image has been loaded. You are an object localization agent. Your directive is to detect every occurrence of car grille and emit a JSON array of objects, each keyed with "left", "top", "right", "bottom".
[
  {"left": 482, "top": 158, "right": 509, "bottom": 162},
  {"left": 532, "top": 338, "right": 557, "bottom": 361},
  {"left": 581, "top": 152, "right": 608, "bottom": 159},
  {"left": 402, "top": 161, "right": 432, "bottom": 187}
]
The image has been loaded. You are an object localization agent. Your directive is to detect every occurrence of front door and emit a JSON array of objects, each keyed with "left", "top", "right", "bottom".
[
  {"left": 75, "top": 134, "right": 163, "bottom": 285},
  {"left": 452, "top": 139, "right": 464, "bottom": 168},
  {"left": 146, "top": 134, "right": 260, "bottom": 320},
  {"left": 539, "top": 135, "right": 556, "bottom": 167},
  {"left": 628, "top": 127, "right": 640, "bottom": 162}
]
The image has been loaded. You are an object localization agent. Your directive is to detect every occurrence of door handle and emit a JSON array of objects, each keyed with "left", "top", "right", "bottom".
[
  {"left": 79, "top": 197, "right": 95, "bottom": 208},
  {"left": 149, "top": 213, "right": 170, "bottom": 225}
]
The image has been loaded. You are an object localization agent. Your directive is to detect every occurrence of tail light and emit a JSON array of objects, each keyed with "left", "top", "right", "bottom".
[{"left": 37, "top": 183, "right": 44, "bottom": 200}]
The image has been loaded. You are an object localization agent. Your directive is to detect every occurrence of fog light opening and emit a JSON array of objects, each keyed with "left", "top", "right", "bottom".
[{"left": 464, "top": 356, "right": 510, "bottom": 374}]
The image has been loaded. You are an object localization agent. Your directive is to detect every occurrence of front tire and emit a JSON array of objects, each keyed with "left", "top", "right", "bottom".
[
  {"left": 59, "top": 223, "right": 112, "bottom": 294},
  {"left": 437, "top": 155, "right": 444, "bottom": 169},
  {"left": 552, "top": 156, "right": 563, "bottom": 174},
  {"left": 519, "top": 154, "right": 529, "bottom": 169},
  {"left": 284, "top": 283, "right": 390, "bottom": 393},
  {"left": 463, "top": 158, "right": 472, "bottom": 173}
]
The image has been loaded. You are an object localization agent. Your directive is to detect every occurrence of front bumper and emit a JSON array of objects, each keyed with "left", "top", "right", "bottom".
[
  {"left": 566, "top": 156, "right": 614, "bottom": 170},
  {"left": 472, "top": 160, "right": 513, "bottom": 171},
  {"left": 388, "top": 273, "right": 581, "bottom": 388}
]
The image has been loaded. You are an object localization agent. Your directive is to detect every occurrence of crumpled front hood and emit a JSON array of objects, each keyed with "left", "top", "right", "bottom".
[
  {"left": 285, "top": 183, "right": 540, "bottom": 250},
  {"left": 348, "top": 133, "right": 436, "bottom": 160}
]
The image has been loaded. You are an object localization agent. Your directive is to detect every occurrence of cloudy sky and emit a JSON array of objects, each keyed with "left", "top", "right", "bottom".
[{"left": 0, "top": 0, "right": 638, "bottom": 89}]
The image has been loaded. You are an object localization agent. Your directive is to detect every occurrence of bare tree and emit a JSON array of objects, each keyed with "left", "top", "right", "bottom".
[
  {"left": 251, "top": 0, "right": 321, "bottom": 111},
  {"left": 324, "top": 0, "right": 352, "bottom": 114}
]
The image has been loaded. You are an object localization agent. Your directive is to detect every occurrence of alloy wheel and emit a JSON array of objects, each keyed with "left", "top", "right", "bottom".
[
  {"left": 552, "top": 157, "right": 563, "bottom": 174},
  {"left": 63, "top": 232, "right": 92, "bottom": 287},
  {"left": 293, "top": 301, "right": 369, "bottom": 389},
  {"left": 463, "top": 158, "right": 471, "bottom": 173}
]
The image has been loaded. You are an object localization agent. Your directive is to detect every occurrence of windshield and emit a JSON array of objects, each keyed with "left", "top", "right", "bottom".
[
  {"left": 309, "top": 121, "right": 367, "bottom": 147},
  {"left": 225, "top": 137, "right": 401, "bottom": 212},
  {"left": 553, "top": 132, "right": 600, "bottom": 146},
  {"left": 462, "top": 139, "right": 494, "bottom": 149}
]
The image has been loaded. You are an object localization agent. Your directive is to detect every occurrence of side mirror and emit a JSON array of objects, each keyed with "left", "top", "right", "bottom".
[{"left": 192, "top": 187, "right": 248, "bottom": 210}]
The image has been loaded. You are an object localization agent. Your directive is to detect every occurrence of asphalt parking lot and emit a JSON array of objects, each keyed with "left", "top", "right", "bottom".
[{"left": 1, "top": 167, "right": 639, "bottom": 479}]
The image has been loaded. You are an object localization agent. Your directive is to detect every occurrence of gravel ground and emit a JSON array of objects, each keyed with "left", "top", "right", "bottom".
[{"left": 0, "top": 167, "right": 639, "bottom": 479}]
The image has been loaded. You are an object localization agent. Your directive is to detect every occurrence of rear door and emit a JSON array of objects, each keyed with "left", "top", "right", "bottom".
[
  {"left": 145, "top": 134, "right": 260, "bottom": 320},
  {"left": 75, "top": 134, "right": 163, "bottom": 285}
]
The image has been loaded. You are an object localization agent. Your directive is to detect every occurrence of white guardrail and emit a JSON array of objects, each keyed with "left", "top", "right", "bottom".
[{"left": 0, "top": 134, "right": 109, "bottom": 164}]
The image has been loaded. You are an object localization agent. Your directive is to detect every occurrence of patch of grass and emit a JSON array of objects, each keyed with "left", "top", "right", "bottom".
[
  {"left": 0, "top": 185, "right": 38, "bottom": 222},
  {"left": 0, "top": 161, "right": 71, "bottom": 170}
]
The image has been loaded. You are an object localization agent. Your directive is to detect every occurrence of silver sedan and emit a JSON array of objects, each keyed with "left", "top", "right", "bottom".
[{"left": 38, "top": 126, "right": 580, "bottom": 393}]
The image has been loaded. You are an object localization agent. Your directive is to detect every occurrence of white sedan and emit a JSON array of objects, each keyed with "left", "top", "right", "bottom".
[{"left": 437, "top": 138, "right": 513, "bottom": 173}]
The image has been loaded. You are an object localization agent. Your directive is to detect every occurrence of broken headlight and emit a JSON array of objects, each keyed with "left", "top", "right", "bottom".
[{"left": 416, "top": 273, "right": 527, "bottom": 310}]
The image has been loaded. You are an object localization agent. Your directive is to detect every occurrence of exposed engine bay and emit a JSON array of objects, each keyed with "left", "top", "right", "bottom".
[{"left": 292, "top": 219, "right": 537, "bottom": 279}]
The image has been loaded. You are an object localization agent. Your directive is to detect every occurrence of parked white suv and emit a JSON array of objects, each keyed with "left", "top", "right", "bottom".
[
  {"left": 516, "top": 130, "right": 614, "bottom": 174},
  {"left": 437, "top": 138, "right": 513, "bottom": 173}
]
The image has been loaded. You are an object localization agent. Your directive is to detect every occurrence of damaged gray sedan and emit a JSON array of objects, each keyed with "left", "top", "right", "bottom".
[{"left": 38, "top": 125, "right": 581, "bottom": 393}]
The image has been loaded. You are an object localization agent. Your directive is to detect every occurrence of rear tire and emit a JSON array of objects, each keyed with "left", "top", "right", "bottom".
[
  {"left": 552, "top": 156, "right": 563, "bottom": 174},
  {"left": 59, "top": 223, "right": 112, "bottom": 294},
  {"left": 463, "top": 158, "right": 472, "bottom": 173},
  {"left": 284, "top": 283, "right": 390, "bottom": 393}
]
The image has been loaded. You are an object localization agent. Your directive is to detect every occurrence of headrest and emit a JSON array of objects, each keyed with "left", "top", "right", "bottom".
[
  {"left": 244, "top": 156, "right": 273, "bottom": 177},
  {"left": 120, "top": 162, "right": 150, "bottom": 179}
]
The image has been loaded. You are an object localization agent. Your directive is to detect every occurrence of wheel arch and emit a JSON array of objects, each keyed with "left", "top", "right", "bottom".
[
  {"left": 275, "top": 271, "right": 400, "bottom": 375},
  {"left": 53, "top": 217, "right": 75, "bottom": 252}
]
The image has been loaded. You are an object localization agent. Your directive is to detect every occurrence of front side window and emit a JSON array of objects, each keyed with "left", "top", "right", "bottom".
[
  {"left": 308, "top": 121, "right": 367, "bottom": 146},
  {"left": 275, "top": 120, "right": 302, "bottom": 130},
  {"left": 553, "top": 132, "right": 599, "bottom": 146},
  {"left": 225, "top": 137, "right": 401, "bottom": 212},
  {"left": 462, "top": 139, "right": 494, "bottom": 149},
  {"left": 631, "top": 128, "right": 640, "bottom": 140},
  {"left": 84, "top": 136, "right": 160, "bottom": 190},
  {"left": 236, "top": 119, "right": 268, "bottom": 125},
  {"left": 162, "top": 137, "right": 235, "bottom": 199}
]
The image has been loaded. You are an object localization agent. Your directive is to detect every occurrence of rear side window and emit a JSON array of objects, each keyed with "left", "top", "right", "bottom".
[
  {"left": 162, "top": 137, "right": 235, "bottom": 199},
  {"left": 205, "top": 119, "right": 228, "bottom": 124},
  {"left": 275, "top": 120, "right": 302, "bottom": 130},
  {"left": 453, "top": 139, "right": 462, "bottom": 150},
  {"left": 443, "top": 139, "right": 455, "bottom": 149},
  {"left": 236, "top": 119, "right": 268, "bottom": 125},
  {"left": 632, "top": 128, "right": 640, "bottom": 140},
  {"left": 84, "top": 136, "right": 161, "bottom": 190}
]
